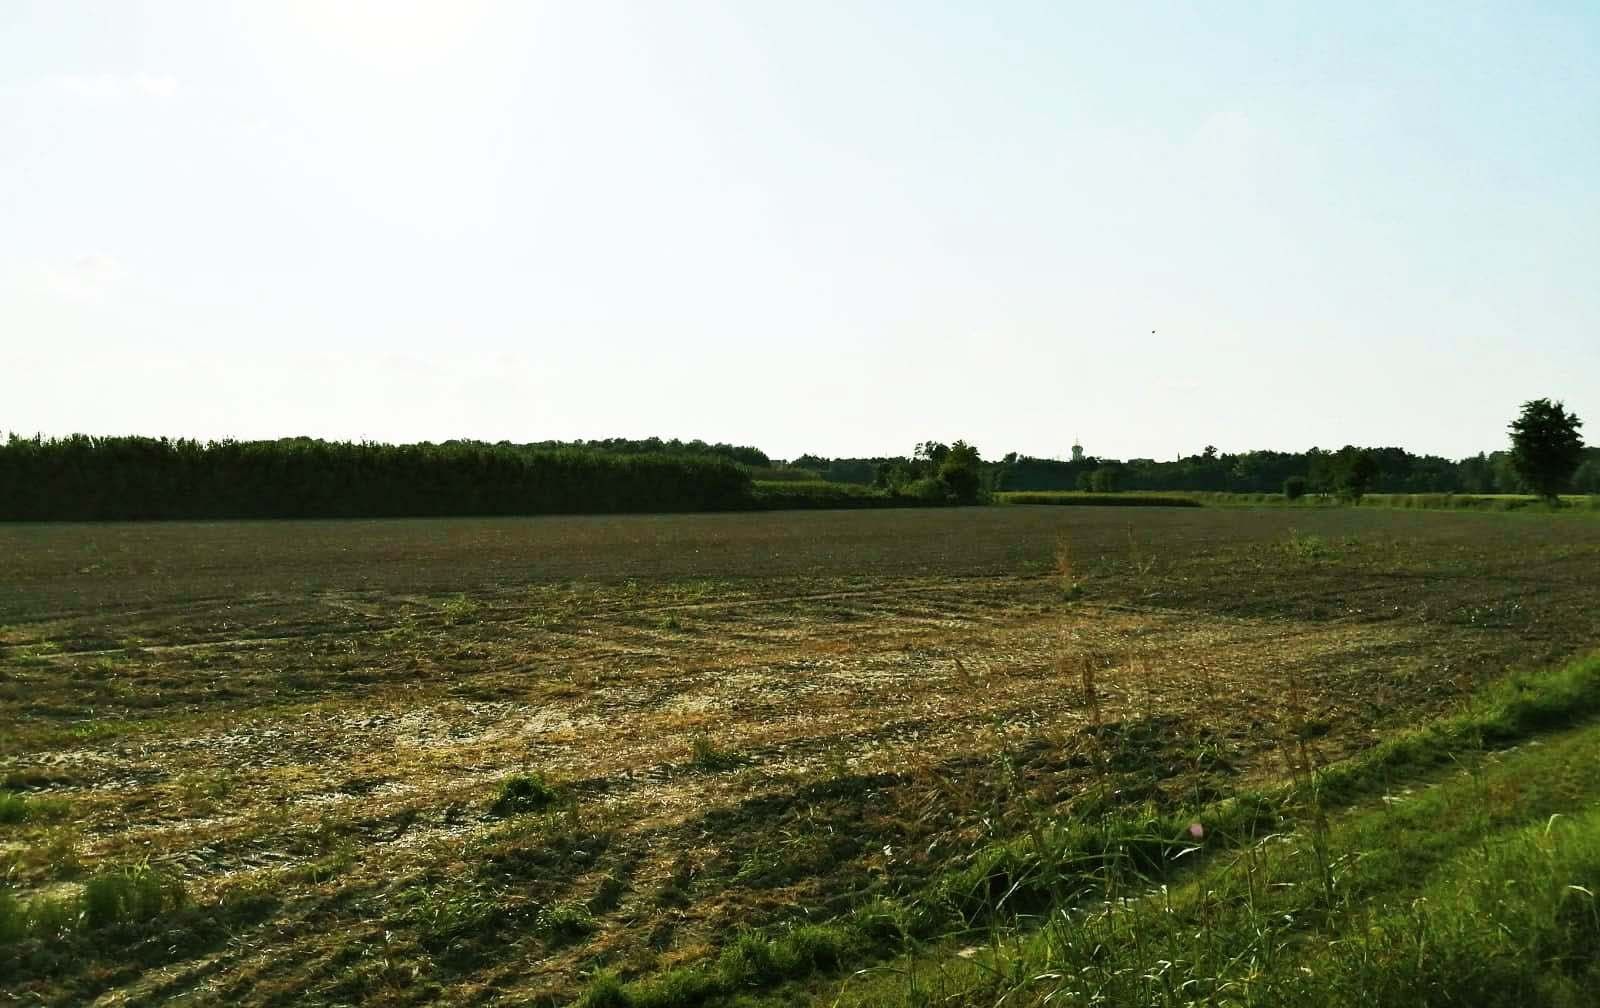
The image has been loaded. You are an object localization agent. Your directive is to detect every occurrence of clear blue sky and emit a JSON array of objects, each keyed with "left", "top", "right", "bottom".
[{"left": 3, "top": 1, "right": 1596, "bottom": 462}]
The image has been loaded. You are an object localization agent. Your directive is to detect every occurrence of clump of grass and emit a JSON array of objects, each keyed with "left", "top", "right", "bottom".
[
  {"left": 1284, "top": 528, "right": 1329, "bottom": 560},
  {"left": 733, "top": 831, "right": 837, "bottom": 887},
  {"left": 299, "top": 835, "right": 359, "bottom": 884},
  {"left": 0, "top": 888, "right": 76, "bottom": 944},
  {"left": 532, "top": 900, "right": 594, "bottom": 944},
  {"left": 1, "top": 865, "right": 188, "bottom": 947},
  {"left": 581, "top": 922, "right": 858, "bottom": 1008},
  {"left": 656, "top": 614, "right": 683, "bottom": 631},
  {"left": 0, "top": 790, "right": 69, "bottom": 824},
  {"left": 81, "top": 866, "right": 187, "bottom": 928},
  {"left": 577, "top": 969, "right": 628, "bottom": 1008},
  {"left": 403, "top": 878, "right": 497, "bottom": 948},
  {"left": 488, "top": 773, "right": 557, "bottom": 817},
  {"left": 690, "top": 735, "right": 744, "bottom": 772},
  {"left": 440, "top": 594, "right": 480, "bottom": 624}
]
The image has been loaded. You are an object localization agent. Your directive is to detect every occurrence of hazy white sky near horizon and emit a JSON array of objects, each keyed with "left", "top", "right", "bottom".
[{"left": 3, "top": 2, "right": 1596, "bottom": 462}]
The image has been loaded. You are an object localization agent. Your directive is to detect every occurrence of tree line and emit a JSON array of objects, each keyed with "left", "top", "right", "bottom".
[
  {"left": 521, "top": 437, "right": 770, "bottom": 468},
  {"left": 3, "top": 402, "right": 1589, "bottom": 521},
  {"left": 794, "top": 407, "right": 1597, "bottom": 500},
  {"left": 0, "top": 436, "right": 754, "bottom": 521}
]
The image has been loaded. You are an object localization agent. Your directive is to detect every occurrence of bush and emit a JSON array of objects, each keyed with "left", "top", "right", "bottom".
[
  {"left": 749, "top": 481, "right": 903, "bottom": 510},
  {"left": 1283, "top": 476, "right": 1308, "bottom": 500},
  {"left": 900, "top": 477, "right": 950, "bottom": 503}
]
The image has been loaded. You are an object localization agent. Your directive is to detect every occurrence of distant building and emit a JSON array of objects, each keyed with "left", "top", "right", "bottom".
[{"left": 1071, "top": 439, "right": 1085, "bottom": 463}]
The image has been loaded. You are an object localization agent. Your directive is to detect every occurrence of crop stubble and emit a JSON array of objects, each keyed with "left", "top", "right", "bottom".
[{"left": 3, "top": 506, "right": 1599, "bottom": 1004}]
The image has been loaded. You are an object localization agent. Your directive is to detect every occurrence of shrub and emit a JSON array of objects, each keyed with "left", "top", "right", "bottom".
[
  {"left": 1283, "top": 476, "right": 1308, "bottom": 500},
  {"left": 899, "top": 477, "right": 950, "bottom": 503},
  {"left": 750, "top": 481, "right": 902, "bottom": 510}
]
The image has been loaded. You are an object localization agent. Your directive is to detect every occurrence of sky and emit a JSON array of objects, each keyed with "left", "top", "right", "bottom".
[{"left": 3, "top": 1, "right": 1597, "bottom": 462}]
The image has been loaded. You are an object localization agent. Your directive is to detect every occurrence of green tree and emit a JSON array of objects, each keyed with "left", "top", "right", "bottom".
[
  {"left": 1283, "top": 475, "right": 1308, "bottom": 500},
  {"left": 1089, "top": 466, "right": 1122, "bottom": 493},
  {"left": 914, "top": 441, "right": 951, "bottom": 470},
  {"left": 1509, "top": 399, "right": 1585, "bottom": 501},
  {"left": 1575, "top": 450, "right": 1600, "bottom": 493},
  {"left": 1333, "top": 447, "right": 1378, "bottom": 503},
  {"left": 937, "top": 440, "right": 983, "bottom": 504}
]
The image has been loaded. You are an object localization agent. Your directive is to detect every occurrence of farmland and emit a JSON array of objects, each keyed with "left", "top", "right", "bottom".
[{"left": 4, "top": 506, "right": 1600, "bottom": 1006}]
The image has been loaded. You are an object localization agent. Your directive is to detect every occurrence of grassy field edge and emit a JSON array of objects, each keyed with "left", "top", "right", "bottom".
[{"left": 566, "top": 650, "right": 1600, "bottom": 1008}]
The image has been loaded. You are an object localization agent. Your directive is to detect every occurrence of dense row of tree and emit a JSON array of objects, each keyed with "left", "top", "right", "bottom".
[
  {"left": 0, "top": 436, "right": 754, "bottom": 521},
  {"left": 522, "top": 437, "right": 769, "bottom": 468},
  {"left": 796, "top": 437, "right": 1600, "bottom": 498},
  {"left": 4, "top": 402, "right": 1591, "bottom": 522}
]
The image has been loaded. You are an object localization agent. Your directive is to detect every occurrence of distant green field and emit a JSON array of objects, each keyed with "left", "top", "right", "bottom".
[
  {"left": 999, "top": 490, "right": 1600, "bottom": 513},
  {"left": 996, "top": 491, "right": 1201, "bottom": 507}
]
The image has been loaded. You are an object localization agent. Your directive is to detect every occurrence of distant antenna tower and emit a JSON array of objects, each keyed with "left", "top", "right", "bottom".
[{"left": 1071, "top": 437, "right": 1085, "bottom": 463}]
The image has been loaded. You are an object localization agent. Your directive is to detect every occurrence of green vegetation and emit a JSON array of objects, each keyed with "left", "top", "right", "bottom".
[
  {"left": 524, "top": 436, "right": 769, "bottom": 468},
  {"left": 5, "top": 399, "right": 1592, "bottom": 521},
  {"left": 0, "top": 790, "right": 69, "bottom": 824},
  {"left": 1510, "top": 398, "right": 1586, "bottom": 502},
  {"left": 489, "top": 774, "right": 558, "bottom": 817},
  {"left": 751, "top": 480, "right": 905, "bottom": 509},
  {"left": 998, "top": 492, "right": 1201, "bottom": 507},
  {"left": 827, "top": 652, "right": 1600, "bottom": 1008},
  {"left": 0, "top": 435, "right": 754, "bottom": 520},
  {"left": 441, "top": 594, "right": 482, "bottom": 624},
  {"left": 997, "top": 489, "right": 1600, "bottom": 513},
  {"left": 568, "top": 652, "right": 1600, "bottom": 1008},
  {"left": 1, "top": 865, "right": 187, "bottom": 945},
  {"left": 1331, "top": 445, "right": 1379, "bottom": 502}
]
